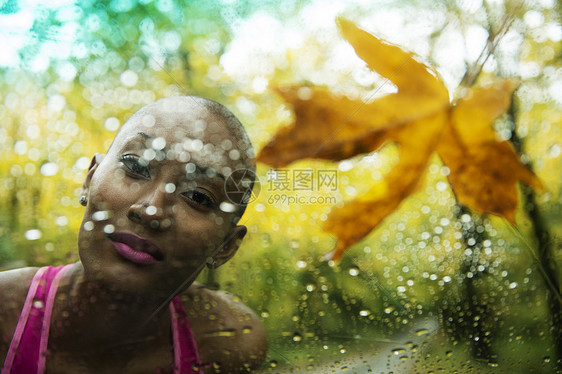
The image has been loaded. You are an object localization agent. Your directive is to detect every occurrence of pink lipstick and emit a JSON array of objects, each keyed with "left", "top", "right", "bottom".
[{"left": 108, "top": 232, "right": 164, "bottom": 265}]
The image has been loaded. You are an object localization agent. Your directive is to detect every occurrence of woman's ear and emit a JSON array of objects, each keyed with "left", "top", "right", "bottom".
[
  {"left": 211, "top": 225, "right": 247, "bottom": 268},
  {"left": 79, "top": 153, "right": 103, "bottom": 200}
]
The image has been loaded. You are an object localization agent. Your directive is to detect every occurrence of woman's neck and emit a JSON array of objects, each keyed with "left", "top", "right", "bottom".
[{"left": 49, "top": 263, "right": 173, "bottom": 354}]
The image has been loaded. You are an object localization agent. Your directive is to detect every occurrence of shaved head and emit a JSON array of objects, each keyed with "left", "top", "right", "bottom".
[{"left": 123, "top": 96, "right": 255, "bottom": 170}]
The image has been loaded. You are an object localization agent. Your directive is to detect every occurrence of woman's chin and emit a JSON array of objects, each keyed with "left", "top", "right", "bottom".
[
  {"left": 82, "top": 258, "right": 158, "bottom": 294},
  {"left": 81, "top": 256, "right": 198, "bottom": 299}
]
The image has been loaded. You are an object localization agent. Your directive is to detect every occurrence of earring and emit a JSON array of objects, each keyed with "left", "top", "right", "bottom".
[
  {"left": 79, "top": 195, "right": 88, "bottom": 206},
  {"left": 206, "top": 257, "right": 218, "bottom": 270}
]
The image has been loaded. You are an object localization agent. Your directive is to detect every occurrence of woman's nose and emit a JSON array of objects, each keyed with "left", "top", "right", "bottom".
[{"left": 127, "top": 187, "right": 173, "bottom": 230}]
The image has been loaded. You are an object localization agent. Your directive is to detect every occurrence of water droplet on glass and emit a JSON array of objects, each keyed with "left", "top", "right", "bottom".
[
  {"left": 55, "top": 216, "right": 68, "bottom": 226},
  {"left": 384, "top": 306, "right": 395, "bottom": 314},
  {"left": 191, "top": 139, "right": 203, "bottom": 152},
  {"left": 14, "top": 140, "right": 27, "bottom": 154},
  {"left": 145, "top": 205, "right": 157, "bottom": 216},
  {"left": 92, "top": 210, "right": 110, "bottom": 221},
  {"left": 391, "top": 348, "right": 406, "bottom": 355},
  {"left": 348, "top": 266, "right": 359, "bottom": 276},
  {"left": 84, "top": 221, "right": 94, "bottom": 231},
  {"left": 33, "top": 300, "right": 44, "bottom": 309},
  {"left": 165, "top": 183, "right": 176, "bottom": 193},
  {"left": 177, "top": 151, "right": 190, "bottom": 163},
  {"left": 194, "top": 119, "right": 207, "bottom": 132},
  {"left": 140, "top": 114, "right": 155, "bottom": 127},
  {"left": 40, "top": 162, "right": 58, "bottom": 176},
  {"left": 185, "top": 163, "right": 196, "bottom": 174},
  {"left": 219, "top": 201, "right": 236, "bottom": 213},
  {"left": 293, "top": 332, "right": 302, "bottom": 342},
  {"left": 216, "top": 329, "right": 236, "bottom": 337},
  {"left": 436, "top": 181, "right": 447, "bottom": 191},
  {"left": 120, "top": 70, "right": 138, "bottom": 87},
  {"left": 26, "top": 124, "right": 40, "bottom": 139},
  {"left": 416, "top": 328, "right": 430, "bottom": 336},
  {"left": 25, "top": 229, "right": 42, "bottom": 241},
  {"left": 103, "top": 224, "right": 115, "bottom": 234},
  {"left": 104, "top": 117, "right": 120, "bottom": 131},
  {"left": 143, "top": 148, "right": 156, "bottom": 161},
  {"left": 151, "top": 137, "right": 166, "bottom": 150}
]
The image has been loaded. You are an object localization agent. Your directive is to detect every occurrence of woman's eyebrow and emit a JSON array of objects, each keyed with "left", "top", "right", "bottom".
[
  {"left": 138, "top": 131, "right": 150, "bottom": 140},
  {"left": 121, "top": 132, "right": 151, "bottom": 147},
  {"left": 133, "top": 132, "right": 226, "bottom": 181}
]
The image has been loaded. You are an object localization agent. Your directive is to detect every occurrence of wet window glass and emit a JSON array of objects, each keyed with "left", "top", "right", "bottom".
[{"left": 0, "top": 1, "right": 560, "bottom": 373}]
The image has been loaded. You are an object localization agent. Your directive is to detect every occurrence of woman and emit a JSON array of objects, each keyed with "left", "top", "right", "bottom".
[{"left": 0, "top": 96, "right": 267, "bottom": 373}]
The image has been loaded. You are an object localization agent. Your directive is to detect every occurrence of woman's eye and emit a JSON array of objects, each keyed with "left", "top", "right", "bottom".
[
  {"left": 120, "top": 155, "right": 150, "bottom": 179},
  {"left": 184, "top": 190, "right": 215, "bottom": 209}
]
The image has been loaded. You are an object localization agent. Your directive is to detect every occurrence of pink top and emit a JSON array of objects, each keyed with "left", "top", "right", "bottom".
[{"left": 2, "top": 265, "right": 203, "bottom": 374}]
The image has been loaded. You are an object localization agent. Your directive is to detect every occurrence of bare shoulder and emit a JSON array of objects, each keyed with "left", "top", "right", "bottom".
[
  {"left": 180, "top": 283, "right": 267, "bottom": 372},
  {"left": 0, "top": 266, "right": 40, "bottom": 318},
  {"left": 0, "top": 267, "right": 40, "bottom": 362}
]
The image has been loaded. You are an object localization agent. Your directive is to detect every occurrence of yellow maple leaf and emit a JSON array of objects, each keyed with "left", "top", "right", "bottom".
[{"left": 257, "top": 18, "right": 541, "bottom": 260}]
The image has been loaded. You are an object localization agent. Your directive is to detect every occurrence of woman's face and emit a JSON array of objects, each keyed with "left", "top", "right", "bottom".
[{"left": 78, "top": 98, "right": 249, "bottom": 297}]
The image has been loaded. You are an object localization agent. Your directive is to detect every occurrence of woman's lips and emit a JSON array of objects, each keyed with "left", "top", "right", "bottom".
[{"left": 108, "top": 232, "right": 164, "bottom": 265}]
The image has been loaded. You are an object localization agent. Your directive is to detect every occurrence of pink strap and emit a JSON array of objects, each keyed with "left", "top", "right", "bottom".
[
  {"left": 2, "top": 265, "right": 73, "bottom": 374},
  {"left": 37, "top": 265, "right": 73, "bottom": 372},
  {"left": 170, "top": 297, "right": 203, "bottom": 374},
  {"left": 2, "top": 267, "right": 48, "bottom": 373}
]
